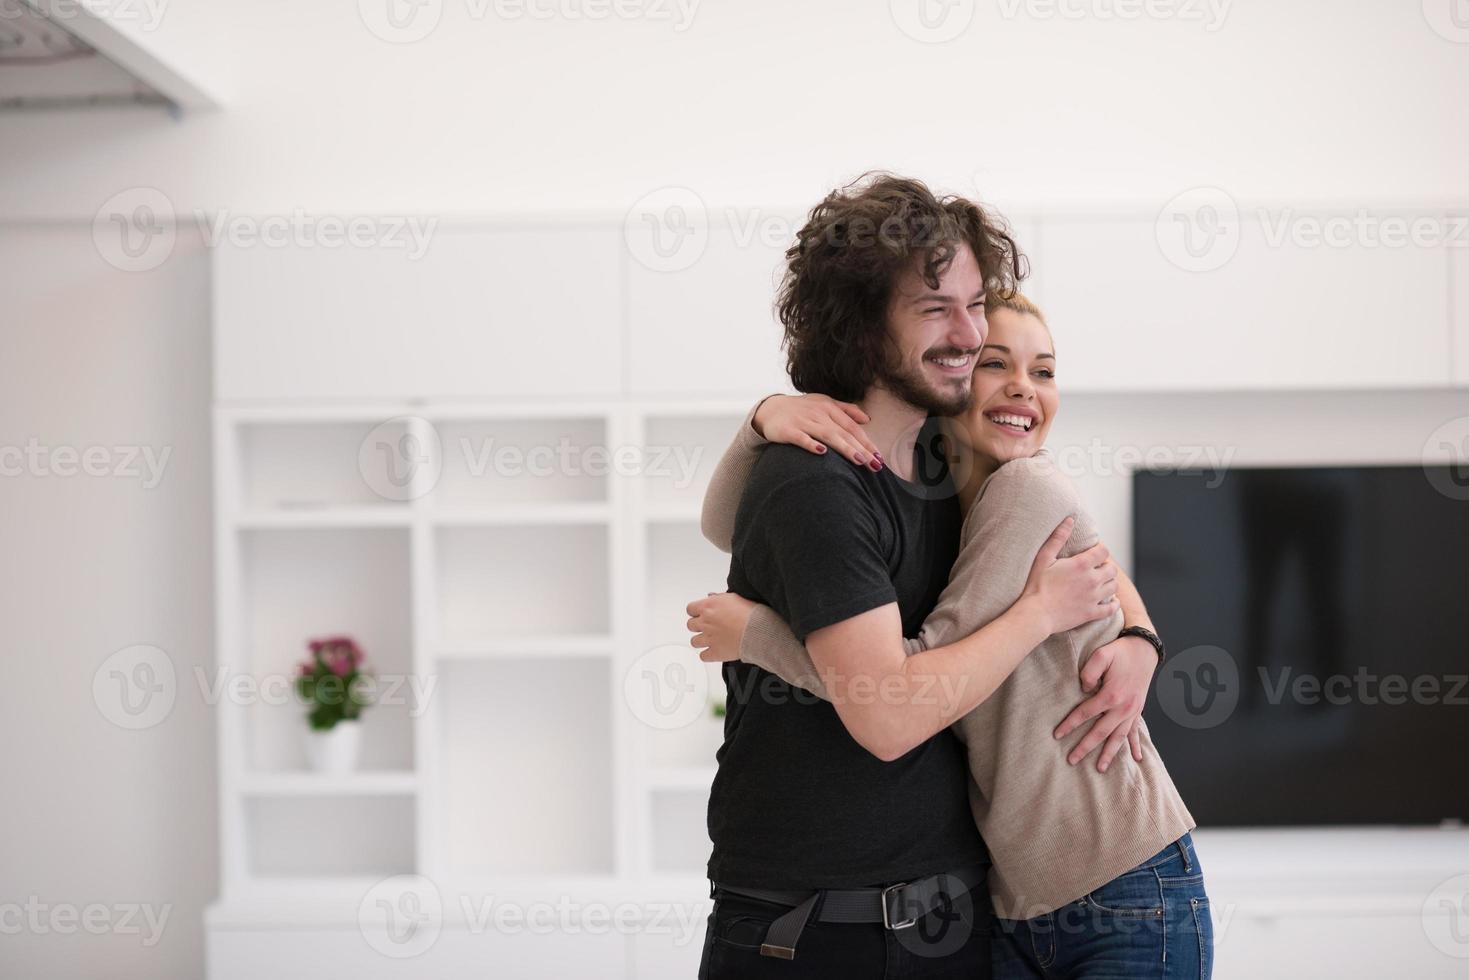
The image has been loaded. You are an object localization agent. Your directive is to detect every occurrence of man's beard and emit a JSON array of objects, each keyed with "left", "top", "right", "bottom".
[{"left": 878, "top": 350, "right": 973, "bottom": 417}]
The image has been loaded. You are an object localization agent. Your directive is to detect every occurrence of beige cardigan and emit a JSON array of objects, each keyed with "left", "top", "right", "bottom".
[{"left": 702, "top": 406, "right": 1195, "bottom": 917}]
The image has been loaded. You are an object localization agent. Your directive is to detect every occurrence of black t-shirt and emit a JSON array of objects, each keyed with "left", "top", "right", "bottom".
[{"left": 706, "top": 428, "right": 988, "bottom": 889}]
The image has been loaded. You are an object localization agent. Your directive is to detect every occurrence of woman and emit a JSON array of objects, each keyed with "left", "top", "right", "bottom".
[{"left": 687, "top": 292, "right": 1213, "bottom": 979}]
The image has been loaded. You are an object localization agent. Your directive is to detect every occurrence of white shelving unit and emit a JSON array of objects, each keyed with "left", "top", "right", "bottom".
[{"left": 210, "top": 394, "right": 749, "bottom": 975}]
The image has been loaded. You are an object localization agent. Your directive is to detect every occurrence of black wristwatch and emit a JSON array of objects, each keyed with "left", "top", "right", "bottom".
[{"left": 1118, "top": 625, "right": 1166, "bottom": 663}]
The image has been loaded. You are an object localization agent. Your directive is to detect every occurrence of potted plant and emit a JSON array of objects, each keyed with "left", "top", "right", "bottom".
[{"left": 295, "top": 635, "right": 372, "bottom": 773}]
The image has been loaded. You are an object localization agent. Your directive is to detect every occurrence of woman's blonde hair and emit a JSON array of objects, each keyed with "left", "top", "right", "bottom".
[{"left": 986, "top": 289, "right": 1048, "bottom": 326}]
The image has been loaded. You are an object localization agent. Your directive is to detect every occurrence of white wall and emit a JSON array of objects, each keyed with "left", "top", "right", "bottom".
[
  {"left": 0, "top": 224, "right": 217, "bottom": 980},
  {"left": 4, "top": 4, "right": 1468, "bottom": 978},
  {"left": 1, "top": 1, "right": 1468, "bottom": 220}
]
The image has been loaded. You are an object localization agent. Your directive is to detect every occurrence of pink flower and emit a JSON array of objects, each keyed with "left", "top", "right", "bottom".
[{"left": 304, "top": 635, "right": 365, "bottom": 674}]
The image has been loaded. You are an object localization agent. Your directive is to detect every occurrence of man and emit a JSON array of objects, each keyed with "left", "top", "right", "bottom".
[{"left": 694, "top": 174, "right": 1120, "bottom": 979}]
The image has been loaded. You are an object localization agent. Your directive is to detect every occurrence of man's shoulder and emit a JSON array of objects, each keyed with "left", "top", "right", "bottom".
[
  {"left": 747, "top": 442, "right": 870, "bottom": 493},
  {"left": 736, "top": 444, "right": 877, "bottom": 528}
]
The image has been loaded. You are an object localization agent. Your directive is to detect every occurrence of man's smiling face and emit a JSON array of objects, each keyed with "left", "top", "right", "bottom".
[{"left": 876, "top": 241, "right": 988, "bottom": 416}]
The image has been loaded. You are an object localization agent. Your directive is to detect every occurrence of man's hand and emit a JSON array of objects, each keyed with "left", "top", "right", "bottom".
[
  {"left": 687, "top": 592, "right": 758, "bottom": 663},
  {"left": 1053, "top": 635, "right": 1159, "bottom": 773}
]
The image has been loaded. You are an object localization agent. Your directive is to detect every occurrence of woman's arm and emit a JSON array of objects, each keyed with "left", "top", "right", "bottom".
[
  {"left": 700, "top": 394, "right": 883, "bottom": 553},
  {"left": 1051, "top": 566, "right": 1160, "bottom": 770},
  {"left": 700, "top": 401, "right": 769, "bottom": 554},
  {"left": 689, "top": 454, "right": 1120, "bottom": 756}
]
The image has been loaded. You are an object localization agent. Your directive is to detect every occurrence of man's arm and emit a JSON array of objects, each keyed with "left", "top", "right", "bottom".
[
  {"left": 1115, "top": 569, "right": 1153, "bottom": 633},
  {"left": 694, "top": 457, "right": 1119, "bottom": 761},
  {"left": 804, "top": 551, "right": 1072, "bottom": 762}
]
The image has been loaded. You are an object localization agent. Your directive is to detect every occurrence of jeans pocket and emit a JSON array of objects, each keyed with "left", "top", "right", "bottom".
[
  {"left": 1083, "top": 867, "right": 1166, "bottom": 917},
  {"left": 708, "top": 896, "right": 784, "bottom": 951}
]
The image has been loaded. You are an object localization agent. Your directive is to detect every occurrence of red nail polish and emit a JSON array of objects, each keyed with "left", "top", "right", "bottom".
[{"left": 868, "top": 458, "right": 883, "bottom": 472}]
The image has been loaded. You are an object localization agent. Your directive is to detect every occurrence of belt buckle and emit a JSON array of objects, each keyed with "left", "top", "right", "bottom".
[{"left": 881, "top": 882, "right": 917, "bottom": 931}]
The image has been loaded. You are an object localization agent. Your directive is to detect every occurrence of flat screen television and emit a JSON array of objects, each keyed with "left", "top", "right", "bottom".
[{"left": 1133, "top": 464, "right": 1469, "bottom": 826}]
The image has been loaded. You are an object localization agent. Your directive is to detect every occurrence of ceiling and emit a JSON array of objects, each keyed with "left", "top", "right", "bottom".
[{"left": 0, "top": 0, "right": 211, "bottom": 112}]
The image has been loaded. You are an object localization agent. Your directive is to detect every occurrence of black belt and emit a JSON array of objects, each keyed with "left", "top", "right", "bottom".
[{"left": 711, "top": 865, "right": 988, "bottom": 960}]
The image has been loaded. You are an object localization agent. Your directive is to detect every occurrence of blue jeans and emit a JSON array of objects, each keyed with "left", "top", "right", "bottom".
[{"left": 994, "top": 833, "right": 1213, "bottom": 980}]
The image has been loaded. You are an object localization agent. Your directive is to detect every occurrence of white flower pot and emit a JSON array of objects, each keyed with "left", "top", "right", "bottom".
[{"left": 304, "top": 720, "right": 362, "bottom": 774}]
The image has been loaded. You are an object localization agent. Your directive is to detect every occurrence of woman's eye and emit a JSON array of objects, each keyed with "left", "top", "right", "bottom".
[
  {"left": 980, "top": 359, "right": 1004, "bottom": 369},
  {"left": 1035, "top": 369, "right": 1055, "bottom": 379}
]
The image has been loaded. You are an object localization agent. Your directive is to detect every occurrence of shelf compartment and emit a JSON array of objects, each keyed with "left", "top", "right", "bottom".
[
  {"left": 644, "top": 681, "right": 725, "bottom": 770},
  {"left": 644, "top": 520, "right": 731, "bottom": 647},
  {"left": 433, "top": 416, "right": 609, "bottom": 507},
  {"left": 240, "top": 527, "right": 415, "bottom": 774},
  {"left": 245, "top": 794, "right": 415, "bottom": 878},
  {"left": 239, "top": 772, "right": 419, "bottom": 796},
  {"left": 639, "top": 414, "right": 746, "bottom": 507},
  {"left": 232, "top": 506, "right": 412, "bottom": 530},
  {"left": 429, "top": 501, "right": 611, "bottom": 526},
  {"left": 646, "top": 765, "right": 717, "bottom": 792},
  {"left": 439, "top": 657, "right": 614, "bottom": 876},
  {"left": 239, "top": 420, "right": 417, "bottom": 511},
  {"left": 435, "top": 523, "right": 609, "bottom": 643},
  {"left": 648, "top": 788, "right": 712, "bottom": 875},
  {"left": 434, "top": 635, "right": 615, "bottom": 661}
]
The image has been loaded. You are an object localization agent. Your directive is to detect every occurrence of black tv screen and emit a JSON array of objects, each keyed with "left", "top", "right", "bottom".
[{"left": 1133, "top": 464, "right": 1469, "bottom": 826}]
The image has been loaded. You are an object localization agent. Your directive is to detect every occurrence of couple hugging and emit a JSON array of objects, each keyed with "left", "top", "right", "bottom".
[{"left": 685, "top": 174, "right": 1212, "bottom": 979}]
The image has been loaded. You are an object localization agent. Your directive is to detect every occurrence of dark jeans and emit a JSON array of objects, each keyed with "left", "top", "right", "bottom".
[
  {"left": 698, "top": 876, "right": 994, "bottom": 979},
  {"left": 993, "top": 833, "right": 1213, "bottom": 980}
]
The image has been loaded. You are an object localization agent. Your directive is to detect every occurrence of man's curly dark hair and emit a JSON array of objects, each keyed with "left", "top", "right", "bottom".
[{"left": 776, "top": 173, "right": 1027, "bottom": 402}]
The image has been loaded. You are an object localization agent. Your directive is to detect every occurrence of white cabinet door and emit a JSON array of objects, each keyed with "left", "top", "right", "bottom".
[
  {"left": 214, "top": 226, "right": 623, "bottom": 400},
  {"left": 1001, "top": 214, "right": 1043, "bottom": 308},
  {"left": 1035, "top": 212, "right": 1452, "bottom": 392},
  {"left": 626, "top": 211, "right": 798, "bottom": 397}
]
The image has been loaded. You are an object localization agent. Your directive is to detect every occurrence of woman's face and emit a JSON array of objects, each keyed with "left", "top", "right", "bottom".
[{"left": 956, "top": 307, "right": 1059, "bottom": 465}]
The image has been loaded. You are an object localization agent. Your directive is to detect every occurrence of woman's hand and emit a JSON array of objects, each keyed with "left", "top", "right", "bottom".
[
  {"left": 753, "top": 394, "right": 884, "bottom": 471},
  {"left": 1053, "top": 636, "right": 1158, "bottom": 772},
  {"left": 687, "top": 592, "right": 758, "bottom": 663},
  {"left": 1021, "top": 518, "right": 1119, "bottom": 635}
]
